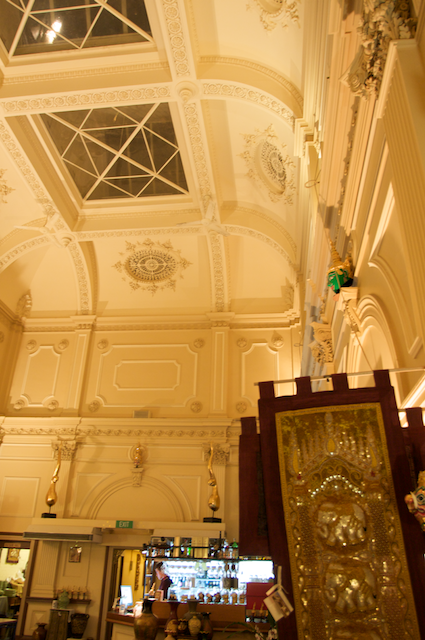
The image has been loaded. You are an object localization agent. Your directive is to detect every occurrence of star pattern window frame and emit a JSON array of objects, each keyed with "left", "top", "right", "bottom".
[
  {"left": 40, "top": 103, "right": 189, "bottom": 201},
  {"left": 0, "top": 0, "right": 152, "bottom": 58}
]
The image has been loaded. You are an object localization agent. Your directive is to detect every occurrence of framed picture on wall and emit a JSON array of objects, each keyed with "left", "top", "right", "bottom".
[
  {"left": 6, "top": 548, "right": 20, "bottom": 564},
  {"left": 68, "top": 545, "right": 82, "bottom": 563}
]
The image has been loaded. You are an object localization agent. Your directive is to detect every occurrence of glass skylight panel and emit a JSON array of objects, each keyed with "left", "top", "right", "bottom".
[
  {"left": 0, "top": 0, "right": 152, "bottom": 56},
  {"left": 41, "top": 103, "right": 189, "bottom": 201}
]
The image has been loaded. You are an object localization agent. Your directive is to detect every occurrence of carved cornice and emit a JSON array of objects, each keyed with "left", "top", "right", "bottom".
[
  {"left": 161, "top": 0, "right": 191, "bottom": 77},
  {"left": 202, "top": 81, "right": 295, "bottom": 128},
  {"left": 200, "top": 55, "right": 303, "bottom": 112},
  {"left": 0, "top": 86, "right": 172, "bottom": 114},
  {"left": 202, "top": 443, "right": 230, "bottom": 465},
  {"left": 78, "top": 427, "right": 228, "bottom": 438},
  {"left": 309, "top": 321, "right": 334, "bottom": 365}
]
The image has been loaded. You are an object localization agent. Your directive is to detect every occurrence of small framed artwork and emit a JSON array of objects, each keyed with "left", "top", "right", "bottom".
[
  {"left": 264, "top": 584, "right": 294, "bottom": 621},
  {"left": 68, "top": 545, "right": 82, "bottom": 563},
  {"left": 6, "top": 548, "right": 20, "bottom": 564}
]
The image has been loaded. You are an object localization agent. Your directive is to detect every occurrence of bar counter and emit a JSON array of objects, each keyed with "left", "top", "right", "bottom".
[{"left": 107, "top": 601, "right": 246, "bottom": 629}]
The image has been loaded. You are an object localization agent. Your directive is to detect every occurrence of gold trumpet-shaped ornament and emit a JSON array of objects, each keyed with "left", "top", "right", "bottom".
[
  {"left": 207, "top": 444, "right": 220, "bottom": 512},
  {"left": 45, "top": 445, "right": 61, "bottom": 511}
]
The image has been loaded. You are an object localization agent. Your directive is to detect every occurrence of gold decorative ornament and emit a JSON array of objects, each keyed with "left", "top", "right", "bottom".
[
  {"left": 45, "top": 444, "right": 61, "bottom": 511},
  {"left": 113, "top": 238, "right": 191, "bottom": 294},
  {"left": 207, "top": 444, "right": 220, "bottom": 513}
]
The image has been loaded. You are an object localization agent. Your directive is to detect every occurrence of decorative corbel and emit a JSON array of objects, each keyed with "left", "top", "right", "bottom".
[
  {"left": 130, "top": 444, "right": 146, "bottom": 487},
  {"left": 309, "top": 321, "right": 334, "bottom": 367},
  {"left": 202, "top": 443, "right": 230, "bottom": 466},
  {"left": 52, "top": 440, "right": 77, "bottom": 462}
]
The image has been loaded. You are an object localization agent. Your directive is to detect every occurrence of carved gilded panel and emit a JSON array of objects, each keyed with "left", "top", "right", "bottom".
[{"left": 275, "top": 403, "right": 420, "bottom": 640}]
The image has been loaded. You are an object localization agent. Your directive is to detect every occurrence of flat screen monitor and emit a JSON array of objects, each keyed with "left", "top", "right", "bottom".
[{"left": 120, "top": 585, "right": 133, "bottom": 609}]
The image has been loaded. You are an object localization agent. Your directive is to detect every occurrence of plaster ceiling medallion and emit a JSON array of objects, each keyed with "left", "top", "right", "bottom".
[
  {"left": 248, "top": 0, "right": 300, "bottom": 31},
  {"left": 241, "top": 125, "right": 296, "bottom": 204},
  {"left": 113, "top": 238, "right": 191, "bottom": 294}
]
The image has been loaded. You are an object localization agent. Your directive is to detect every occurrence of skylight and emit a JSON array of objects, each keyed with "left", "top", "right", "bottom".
[
  {"left": 0, "top": 0, "right": 152, "bottom": 57},
  {"left": 41, "top": 103, "right": 189, "bottom": 201}
]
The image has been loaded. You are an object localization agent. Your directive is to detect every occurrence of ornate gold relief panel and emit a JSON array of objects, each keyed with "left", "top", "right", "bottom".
[{"left": 275, "top": 403, "right": 420, "bottom": 640}]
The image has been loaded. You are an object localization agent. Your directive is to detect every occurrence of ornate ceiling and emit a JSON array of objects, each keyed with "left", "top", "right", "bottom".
[{"left": 0, "top": 0, "right": 311, "bottom": 325}]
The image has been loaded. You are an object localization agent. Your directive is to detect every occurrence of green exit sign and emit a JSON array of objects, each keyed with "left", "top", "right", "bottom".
[{"left": 116, "top": 520, "right": 133, "bottom": 529}]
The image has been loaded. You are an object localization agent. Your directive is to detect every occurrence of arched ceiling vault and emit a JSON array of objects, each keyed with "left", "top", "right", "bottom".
[{"left": 0, "top": 0, "right": 311, "bottom": 324}]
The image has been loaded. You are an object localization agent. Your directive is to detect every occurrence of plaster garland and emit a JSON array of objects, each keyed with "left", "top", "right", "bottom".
[{"left": 1, "top": 425, "right": 229, "bottom": 438}]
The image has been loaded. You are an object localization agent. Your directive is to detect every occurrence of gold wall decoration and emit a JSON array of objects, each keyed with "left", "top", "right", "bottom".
[
  {"left": 0, "top": 169, "right": 14, "bottom": 203},
  {"left": 113, "top": 238, "right": 191, "bottom": 294},
  {"left": 275, "top": 403, "right": 420, "bottom": 640},
  {"left": 46, "top": 444, "right": 61, "bottom": 510}
]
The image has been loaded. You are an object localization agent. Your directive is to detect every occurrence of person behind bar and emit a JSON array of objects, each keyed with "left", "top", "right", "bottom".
[{"left": 155, "top": 561, "right": 172, "bottom": 599}]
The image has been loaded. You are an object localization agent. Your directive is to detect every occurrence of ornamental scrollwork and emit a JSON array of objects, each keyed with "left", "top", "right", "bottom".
[
  {"left": 202, "top": 443, "right": 230, "bottom": 466},
  {"left": 309, "top": 321, "right": 334, "bottom": 366},
  {"left": 241, "top": 125, "right": 296, "bottom": 204},
  {"left": 342, "top": 0, "right": 416, "bottom": 97},
  {"left": 113, "top": 238, "right": 191, "bottom": 294}
]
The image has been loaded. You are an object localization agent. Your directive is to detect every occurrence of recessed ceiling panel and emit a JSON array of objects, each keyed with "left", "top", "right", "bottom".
[{"left": 40, "top": 104, "right": 189, "bottom": 201}]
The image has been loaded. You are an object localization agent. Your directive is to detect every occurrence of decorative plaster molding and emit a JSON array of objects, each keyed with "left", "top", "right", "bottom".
[
  {"left": 193, "top": 339, "right": 205, "bottom": 348},
  {"left": 0, "top": 121, "right": 60, "bottom": 212},
  {"left": 190, "top": 401, "right": 203, "bottom": 413},
  {"left": 26, "top": 339, "right": 37, "bottom": 350},
  {"left": 0, "top": 237, "right": 48, "bottom": 273},
  {"left": 226, "top": 224, "right": 295, "bottom": 270},
  {"left": 236, "top": 401, "right": 247, "bottom": 414},
  {"left": 44, "top": 397, "right": 59, "bottom": 411},
  {"left": 3, "top": 426, "right": 77, "bottom": 435},
  {"left": 237, "top": 338, "right": 248, "bottom": 348},
  {"left": 341, "top": 0, "right": 415, "bottom": 97},
  {"left": 113, "top": 238, "right": 191, "bottom": 294},
  {"left": 0, "top": 169, "right": 14, "bottom": 203},
  {"left": 202, "top": 443, "right": 230, "bottom": 465},
  {"left": 247, "top": 0, "right": 300, "bottom": 31},
  {"left": 57, "top": 339, "right": 69, "bottom": 351},
  {"left": 1, "top": 63, "right": 169, "bottom": 87},
  {"left": 1, "top": 87, "right": 172, "bottom": 114},
  {"left": 13, "top": 398, "right": 27, "bottom": 411},
  {"left": 202, "top": 82, "right": 295, "bottom": 128},
  {"left": 309, "top": 321, "right": 334, "bottom": 365},
  {"left": 161, "top": 0, "right": 191, "bottom": 77},
  {"left": 241, "top": 125, "right": 296, "bottom": 204},
  {"left": 208, "top": 232, "right": 226, "bottom": 313},
  {"left": 97, "top": 340, "right": 109, "bottom": 350},
  {"left": 52, "top": 441, "right": 77, "bottom": 461},
  {"left": 182, "top": 101, "right": 211, "bottom": 199},
  {"left": 222, "top": 204, "right": 297, "bottom": 259},
  {"left": 88, "top": 401, "right": 101, "bottom": 413},
  {"left": 200, "top": 57, "right": 302, "bottom": 112},
  {"left": 79, "top": 427, "right": 227, "bottom": 438},
  {"left": 16, "top": 291, "right": 32, "bottom": 319},
  {"left": 132, "top": 468, "right": 144, "bottom": 487},
  {"left": 271, "top": 333, "right": 284, "bottom": 348}
]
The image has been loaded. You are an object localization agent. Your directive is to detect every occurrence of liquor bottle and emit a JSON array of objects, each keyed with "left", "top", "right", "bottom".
[{"left": 232, "top": 539, "right": 239, "bottom": 559}]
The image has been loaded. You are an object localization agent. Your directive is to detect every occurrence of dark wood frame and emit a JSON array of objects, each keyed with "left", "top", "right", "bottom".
[{"left": 257, "top": 370, "right": 425, "bottom": 639}]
